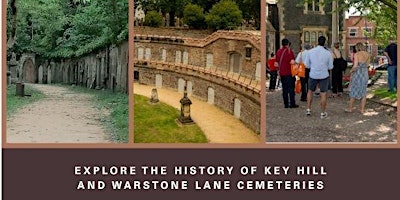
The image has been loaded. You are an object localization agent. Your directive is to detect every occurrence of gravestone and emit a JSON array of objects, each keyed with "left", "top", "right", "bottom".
[
  {"left": 187, "top": 81, "right": 193, "bottom": 96},
  {"left": 161, "top": 49, "right": 167, "bottom": 61},
  {"left": 175, "top": 50, "right": 182, "bottom": 63},
  {"left": 150, "top": 88, "right": 159, "bottom": 103},
  {"left": 47, "top": 67, "right": 52, "bottom": 84},
  {"left": 38, "top": 65, "right": 43, "bottom": 84},
  {"left": 255, "top": 62, "right": 261, "bottom": 81},
  {"left": 207, "top": 87, "right": 215, "bottom": 104},
  {"left": 155, "top": 74, "right": 162, "bottom": 88},
  {"left": 138, "top": 47, "right": 144, "bottom": 60},
  {"left": 234, "top": 98, "right": 241, "bottom": 118},
  {"left": 178, "top": 78, "right": 185, "bottom": 93},
  {"left": 206, "top": 53, "right": 213, "bottom": 68},
  {"left": 182, "top": 51, "right": 189, "bottom": 64},
  {"left": 145, "top": 48, "right": 151, "bottom": 60}
]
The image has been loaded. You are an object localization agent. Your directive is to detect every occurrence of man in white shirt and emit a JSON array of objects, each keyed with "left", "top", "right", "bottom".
[{"left": 304, "top": 36, "right": 334, "bottom": 119}]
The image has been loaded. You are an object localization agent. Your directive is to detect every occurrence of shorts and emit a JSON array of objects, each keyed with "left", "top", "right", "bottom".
[{"left": 308, "top": 77, "right": 329, "bottom": 92}]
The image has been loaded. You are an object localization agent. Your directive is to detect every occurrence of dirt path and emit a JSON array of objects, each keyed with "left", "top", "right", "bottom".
[
  {"left": 134, "top": 83, "right": 260, "bottom": 143},
  {"left": 7, "top": 84, "right": 111, "bottom": 143},
  {"left": 266, "top": 73, "right": 397, "bottom": 142}
]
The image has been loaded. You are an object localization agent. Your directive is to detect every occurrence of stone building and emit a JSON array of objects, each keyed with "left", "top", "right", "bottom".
[
  {"left": 267, "top": 0, "right": 345, "bottom": 55},
  {"left": 134, "top": 28, "right": 262, "bottom": 133}
]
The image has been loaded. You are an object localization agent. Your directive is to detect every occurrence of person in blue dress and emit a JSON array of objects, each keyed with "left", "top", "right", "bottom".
[{"left": 345, "top": 42, "right": 370, "bottom": 114}]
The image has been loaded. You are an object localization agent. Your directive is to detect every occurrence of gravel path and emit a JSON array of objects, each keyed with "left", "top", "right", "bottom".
[
  {"left": 7, "top": 84, "right": 111, "bottom": 143},
  {"left": 266, "top": 73, "right": 397, "bottom": 143},
  {"left": 134, "top": 83, "right": 260, "bottom": 143}
]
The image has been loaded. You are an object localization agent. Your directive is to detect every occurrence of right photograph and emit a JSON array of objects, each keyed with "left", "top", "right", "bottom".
[{"left": 265, "top": 0, "right": 397, "bottom": 142}]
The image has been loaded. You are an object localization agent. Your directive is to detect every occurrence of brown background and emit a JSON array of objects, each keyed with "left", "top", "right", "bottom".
[{"left": 3, "top": 149, "right": 400, "bottom": 200}]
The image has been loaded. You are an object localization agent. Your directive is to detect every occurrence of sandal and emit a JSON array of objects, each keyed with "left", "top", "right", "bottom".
[{"left": 344, "top": 108, "right": 353, "bottom": 113}]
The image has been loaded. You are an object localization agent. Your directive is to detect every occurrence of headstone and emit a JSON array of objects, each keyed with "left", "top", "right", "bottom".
[
  {"left": 150, "top": 88, "right": 159, "bottom": 103},
  {"left": 207, "top": 87, "right": 215, "bottom": 104},
  {"left": 182, "top": 51, "right": 188, "bottom": 64},
  {"left": 138, "top": 47, "right": 144, "bottom": 60},
  {"left": 255, "top": 62, "right": 261, "bottom": 81},
  {"left": 178, "top": 78, "right": 185, "bottom": 93},
  {"left": 145, "top": 48, "right": 151, "bottom": 60},
  {"left": 234, "top": 98, "right": 241, "bottom": 118},
  {"left": 38, "top": 65, "right": 43, "bottom": 83},
  {"left": 161, "top": 49, "right": 167, "bottom": 61},
  {"left": 175, "top": 50, "right": 182, "bottom": 63},
  {"left": 187, "top": 81, "right": 193, "bottom": 96},
  {"left": 47, "top": 67, "right": 52, "bottom": 84},
  {"left": 206, "top": 53, "right": 213, "bottom": 68},
  {"left": 155, "top": 74, "right": 162, "bottom": 88}
]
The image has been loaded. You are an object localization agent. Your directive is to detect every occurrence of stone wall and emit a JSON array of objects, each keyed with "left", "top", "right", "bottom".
[
  {"left": 18, "top": 42, "right": 129, "bottom": 92},
  {"left": 134, "top": 30, "right": 262, "bottom": 80}
]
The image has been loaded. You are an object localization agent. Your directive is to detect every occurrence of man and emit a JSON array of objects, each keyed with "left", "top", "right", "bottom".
[
  {"left": 331, "top": 42, "right": 344, "bottom": 97},
  {"left": 295, "top": 43, "right": 311, "bottom": 101},
  {"left": 275, "top": 38, "right": 297, "bottom": 108},
  {"left": 304, "top": 36, "right": 333, "bottom": 118},
  {"left": 384, "top": 40, "right": 397, "bottom": 92}
]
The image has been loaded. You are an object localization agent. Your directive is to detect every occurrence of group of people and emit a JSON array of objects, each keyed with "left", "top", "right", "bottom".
[{"left": 267, "top": 36, "right": 397, "bottom": 118}]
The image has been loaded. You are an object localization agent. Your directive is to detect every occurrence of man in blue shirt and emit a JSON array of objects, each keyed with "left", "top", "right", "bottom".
[
  {"left": 304, "top": 36, "right": 333, "bottom": 119},
  {"left": 384, "top": 40, "right": 397, "bottom": 92}
]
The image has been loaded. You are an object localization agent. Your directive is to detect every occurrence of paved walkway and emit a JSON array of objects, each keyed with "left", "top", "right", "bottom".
[
  {"left": 266, "top": 72, "right": 397, "bottom": 143},
  {"left": 134, "top": 83, "right": 260, "bottom": 143},
  {"left": 7, "top": 84, "right": 111, "bottom": 143}
]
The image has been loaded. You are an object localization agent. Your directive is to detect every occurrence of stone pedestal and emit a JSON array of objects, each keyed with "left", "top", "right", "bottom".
[{"left": 150, "top": 88, "right": 159, "bottom": 103}]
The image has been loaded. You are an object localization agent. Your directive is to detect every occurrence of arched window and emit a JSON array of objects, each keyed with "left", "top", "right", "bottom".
[{"left": 304, "top": 31, "right": 310, "bottom": 43}]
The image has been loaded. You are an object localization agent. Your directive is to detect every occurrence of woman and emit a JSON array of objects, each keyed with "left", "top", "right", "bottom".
[{"left": 345, "top": 42, "right": 370, "bottom": 114}]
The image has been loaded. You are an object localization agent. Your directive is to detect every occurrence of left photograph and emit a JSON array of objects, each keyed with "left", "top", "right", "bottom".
[{"left": 5, "top": 0, "right": 129, "bottom": 143}]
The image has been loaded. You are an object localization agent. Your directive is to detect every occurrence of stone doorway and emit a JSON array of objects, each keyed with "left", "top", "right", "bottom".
[
  {"left": 23, "top": 58, "right": 36, "bottom": 83},
  {"left": 229, "top": 53, "right": 241, "bottom": 73}
]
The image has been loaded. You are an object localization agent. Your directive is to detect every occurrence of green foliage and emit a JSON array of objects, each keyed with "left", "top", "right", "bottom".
[
  {"left": 144, "top": 11, "right": 163, "bottom": 27},
  {"left": 7, "top": 84, "right": 45, "bottom": 117},
  {"left": 183, "top": 4, "right": 206, "bottom": 29},
  {"left": 8, "top": 0, "right": 128, "bottom": 59},
  {"left": 205, "top": 0, "right": 242, "bottom": 30},
  {"left": 134, "top": 94, "right": 208, "bottom": 143},
  {"left": 373, "top": 88, "right": 397, "bottom": 100}
]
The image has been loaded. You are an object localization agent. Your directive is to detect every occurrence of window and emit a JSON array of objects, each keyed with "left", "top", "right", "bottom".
[
  {"left": 304, "top": 0, "right": 324, "bottom": 14},
  {"left": 304, "top": 31, "right": 310, "bottom": 43},
  {"left": 362, "top": 27, "right": 372, "bottom": 37},
  {"left": 311, "top": 32, "right": 317, "bottom": 44},
  {"left": 302, "top": 28, "right": 327, "bottom": 47},
  {"left": 349, "top": 28, "right": 358, "bottom": 37}
]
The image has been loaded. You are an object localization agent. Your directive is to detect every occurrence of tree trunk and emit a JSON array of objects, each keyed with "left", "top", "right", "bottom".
[
  {"left": 7, "top": 0, "right": 17, "bottom": 50},
  {"left": 169, "top": 11, "right": 175, "bottom": 27}
]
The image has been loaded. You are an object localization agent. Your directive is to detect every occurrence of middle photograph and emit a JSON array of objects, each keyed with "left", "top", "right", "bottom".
[{"left": 132, "top": 0, "right": 261, "bottom": 143}]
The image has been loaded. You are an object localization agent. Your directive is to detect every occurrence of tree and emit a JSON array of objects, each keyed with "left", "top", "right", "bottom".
[
  {"left": 144, "top": 10, "right": 163, "bottom": 27},
  {"left": 205, "top": 0, "right": 242, "bottom": 30},
  {"left": 183, "top": 4, "right": 206, "bottom": 29},
  {"left": 7, "top": 0, "right": 128, "bottom": 58}
]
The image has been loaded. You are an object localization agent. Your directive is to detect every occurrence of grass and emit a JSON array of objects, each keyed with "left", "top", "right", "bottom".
[
  {"left": 373, "top": 88, "right": 397, "bottom": 100},
  {"left": 134, "top": 94, "right": 208, "bottom": 143},
  {"left": 7, "top": 84, "right": 45, "bottom": 117},
  {"left": 67, "top": 86, "right": 129, "bottom": 143}
]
